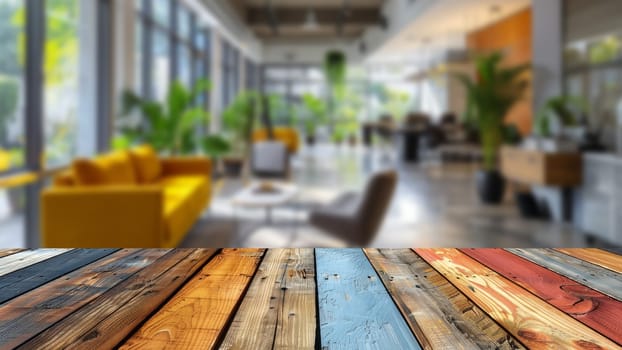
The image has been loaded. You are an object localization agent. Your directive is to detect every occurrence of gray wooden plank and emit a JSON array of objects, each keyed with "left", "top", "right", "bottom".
[
  {"left": 315, "top": 248, "right": 421, "bottom": 350},
  {"left": 0, "top": 249, "right": 25, "bottom": 259},
  {"left": 0, "top": 249, "right": 118, "bottom": 304},
  {"left": 0, "top": 249, "right": 69, "bottom": 276},
  {"left": 219, "top": 248, "right": 316, "bottom": 350},
  {"left": 508, "top": 248, "right": 622, "bottom": 302},
  {"left": 0, "top": 249, "right": 167, "bottom": 349}
]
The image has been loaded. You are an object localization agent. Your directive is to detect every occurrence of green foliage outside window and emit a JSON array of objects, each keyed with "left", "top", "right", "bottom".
[{"left": 117, "top": 79, "right": 211, "bottom": 155}]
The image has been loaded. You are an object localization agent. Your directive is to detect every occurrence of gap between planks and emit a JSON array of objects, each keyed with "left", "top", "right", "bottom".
[
  {"left": 364, "top": 248, "right": 524, "bottom": 350},
  {"left": 120, "top": 248, "right": 265, "bottom": 350},
  {"left": 219, "top": 248, "right": 316, "bottom": 350}
]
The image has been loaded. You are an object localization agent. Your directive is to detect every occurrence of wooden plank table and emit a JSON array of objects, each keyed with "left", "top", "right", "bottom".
[{"left": 0, "top": 248, "right": 621, "bottom": 349}]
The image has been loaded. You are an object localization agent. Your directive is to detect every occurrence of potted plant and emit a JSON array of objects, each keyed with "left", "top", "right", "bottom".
[
  {"left": 332, "top": 127, "right": 346, "bottom": 145},
  {"left": 202, "top": 135, "right": 231, "bottom": 178},
  {"left": 117, "top": 79, "right": 211, "bottom": 155},
  {"left": 457, "top": 52, "right": 530, "bottom": 204},
  {"left": 222, "top": 90, "right": 260, "bottom": 177},
  {"left": 533, "top": 95, "right": 586, "bottom": 152},
  {"left": 299, "top": 94, "right": 327, "bottom": 146}
]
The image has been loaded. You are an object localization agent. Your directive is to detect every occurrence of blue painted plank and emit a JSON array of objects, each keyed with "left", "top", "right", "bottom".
[{"left": 315, "top": 248, "right": 422, "bottom": 350}]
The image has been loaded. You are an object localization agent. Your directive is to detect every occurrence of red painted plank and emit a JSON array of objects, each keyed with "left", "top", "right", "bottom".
[
  {"left": 415, "top": 248, "right": 620, "bottom": 349},
  {"left": 461, "top": 248, "right": 622, "bottom": 346}
]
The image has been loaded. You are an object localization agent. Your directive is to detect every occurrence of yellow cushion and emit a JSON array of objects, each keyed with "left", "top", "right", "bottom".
[
  {"left": 53, "top": 170, "right": 76, "bottom": 187},
  {"left": 253, "top": 127, "right": 299, "bottom": 153},
  {"left": 129, "top": 145, "right": 162, "bottom": 183},
  {"left": 73, "top": 151, "right": 137, "bottom": 186}
]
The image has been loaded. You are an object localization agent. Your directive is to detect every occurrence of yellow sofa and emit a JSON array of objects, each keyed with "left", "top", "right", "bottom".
[
  {"left": 253, "top": 127, "right": 300, "bottom": 154},
  {"left": 41, "top": 145, "right": 212, "bottom": 248}
]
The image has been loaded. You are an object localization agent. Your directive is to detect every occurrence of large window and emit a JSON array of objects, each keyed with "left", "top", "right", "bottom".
[
  {"left": 222, "top": 40, "right": 240, "bottom": 106},
  {"left": 0, "top": 0, "right": 25, "bottom": 174},
  {"left": 44, "top": 0, "right": 81, "bottom": 167},
  {"left": 135, "top": 0, "right": 211, "bottom": 105}
]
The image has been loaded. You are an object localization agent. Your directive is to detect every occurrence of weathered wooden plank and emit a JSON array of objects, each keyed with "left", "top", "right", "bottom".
[
  {"left": 364, "top": 249, "right": 524, "bottom": 350},
  {"left": 462, "top": 248, "right": 622, "bottom": 346},
  {"left": 219, "top": 248, "right": 316, "bottom": 350},
  {"left": 508, "top": 248, "right": 622, "bottom": 302},
  {"left": 0, "top": 249, "right": 118, "bottom": 305},
  {"left": 0, "top": 249, "right": 24, "bottom": 259},
  {"left": 556, "top": 248, "right": 622, "bottom": 274},
  {"left": 604, "top": 248, "right": 622, "bottom": 256},
  {"left": 315, "top": 248, "right": 421, "bottom": 350},
  {"left": 415, "top": 248, "right": 621, "bottom": 350},
  {"left": 0, "top": 249, "right": 69, "bottom": 276},
  {"left": 0, "top": 249, "right": 167, "bottom": 349},
  {"left": 120, "top": 248, "right": 265, "bottom": 350},
  {"left": 20, "top": 249, "right": 218, "bottom": 350}
]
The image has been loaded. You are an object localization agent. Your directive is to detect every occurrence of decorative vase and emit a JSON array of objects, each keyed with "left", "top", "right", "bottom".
[
  {"left": 475, "top": 170, "right": 506, "bottom": 204},
  {"left": 223, "top": 158, "right": 244, "bottom": 177}
]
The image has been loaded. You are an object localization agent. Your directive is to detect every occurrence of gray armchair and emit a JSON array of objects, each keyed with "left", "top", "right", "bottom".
[{"left": 309, "top": 170, "right": 398, "bottom": 246}]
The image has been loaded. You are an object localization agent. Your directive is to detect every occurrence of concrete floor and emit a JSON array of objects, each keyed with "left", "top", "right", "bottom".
[{"left": 184, "top": 144, "right": 602, "bottom": 248}]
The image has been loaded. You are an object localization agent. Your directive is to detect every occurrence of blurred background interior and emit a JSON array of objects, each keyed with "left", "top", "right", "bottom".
[{"left": 1, "top": 0, "right": 622, "bottom": 248}]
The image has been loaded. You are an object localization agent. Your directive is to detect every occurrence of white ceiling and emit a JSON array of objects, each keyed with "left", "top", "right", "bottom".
[{"left": 370, "top": 0, "right": 531, "bottom": 63}]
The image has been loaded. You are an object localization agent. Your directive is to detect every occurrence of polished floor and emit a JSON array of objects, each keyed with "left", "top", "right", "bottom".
[{"left": 183, "top": 144, "right": 602, "bottom": 248}]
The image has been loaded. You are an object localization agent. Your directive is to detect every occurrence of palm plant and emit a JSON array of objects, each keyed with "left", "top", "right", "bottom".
[
  {"left": 457, "top": 52, "right": 530, "bottom": 170},
  {"left": 535, "top": 95, "right": 586, "bottom": 137},
  {"left": 299, "top": 94, "right": 327, "bottom": 137},
  {"left": 222, "top": 90, "right": 260, "bottom": 157},
  {"left": 117, "top": 79, "right": 211, "bottom": 155}
]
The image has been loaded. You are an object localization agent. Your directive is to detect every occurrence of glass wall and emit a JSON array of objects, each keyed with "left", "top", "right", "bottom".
[
  {"left": 135, "top": 0, "right": 211, "bottom": 104},
  {"left": 44, "top": 0, "right": 81, "bottom": 168},
  {"left": 261, "top": 64, "right": 421, "bottom": 126},
  {"left": 0, "top": 0, "right": 26, "bottom": 247},
  {"left": 0, "top": 0, "right": 25, "bottom": 174},
  {"left": 222, "top": 40, "right": 240, "bottom": 106}
]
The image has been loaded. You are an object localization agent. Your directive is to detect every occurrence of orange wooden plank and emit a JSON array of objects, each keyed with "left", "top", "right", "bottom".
[
  {"left": 415, "top": 248, "right": 621, "bottom": 349},
  {"left": 119, "top": 248, "right": 265, "bottom": 350},
  {"left": 556, "top": 248, "right": 622, "bottom": 274}
]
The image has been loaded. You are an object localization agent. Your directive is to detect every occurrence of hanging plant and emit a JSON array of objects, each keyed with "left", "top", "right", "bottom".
[{"left": 324, "top": 51, "right": 347, "bottom": 96}]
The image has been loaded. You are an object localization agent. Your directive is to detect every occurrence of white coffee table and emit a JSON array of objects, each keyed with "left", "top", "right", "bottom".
[{"left": 231, "top": 181, "right": 299, "bottom": 225}]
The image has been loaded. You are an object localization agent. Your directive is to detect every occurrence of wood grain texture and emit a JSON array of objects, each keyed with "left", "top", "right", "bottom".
[
  {"left": 0, "top": 249, "right": 69, "bottom": 276},
  {"left": 508, "top": 248, "right": 622, "bottom": 302},
  {"left": 415, "top": 248, "right": 621, "bottom": 350},
  {"left": 220, "top": 249, "right": 316, "bottom": 350},
  {"left": 20, "top": 249, "right": 218, "bottom": 350},
  {"left": 0, "top": 249, "right": 24, "bottom": 259},
  {"left": 364, "top": 249, "right": 524, "bottom": 350},
  {"left": 316, "top": 248, "right": 421, "bottom": 350},
  {"left": 462, "top": 248, "right": 622, "bottom": 346},
  {"left": 0, "top": 249, "right": 166, "bottom": 349},
  {"left": 120, "top": 248, "right": 265, "bottom": 350},
  {"left": 556, "top": 248, "right": 622, "bottom": 274},
  {"left": 0, "top": 249, "right": 117, "bottom": 304}
]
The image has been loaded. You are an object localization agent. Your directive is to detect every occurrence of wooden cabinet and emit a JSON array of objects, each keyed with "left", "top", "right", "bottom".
[{"left": 500, "top": 147, "right": 583, "bottom": 186}]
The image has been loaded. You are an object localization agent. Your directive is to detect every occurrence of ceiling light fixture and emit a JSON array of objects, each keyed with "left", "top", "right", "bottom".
[{"left": 302, "top": 8, "right": 319, "bottom": 31}]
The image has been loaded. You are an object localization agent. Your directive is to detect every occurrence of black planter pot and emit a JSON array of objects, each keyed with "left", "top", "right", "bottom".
[
  {"left": 223, "top": 158, "right": 244, "bottom": 177},
  {"left": 475, "top": 170, "right": 506, "bottom": 204},
  {"left": 306, "top": 135, "right": 316, "bottom": 146}
]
